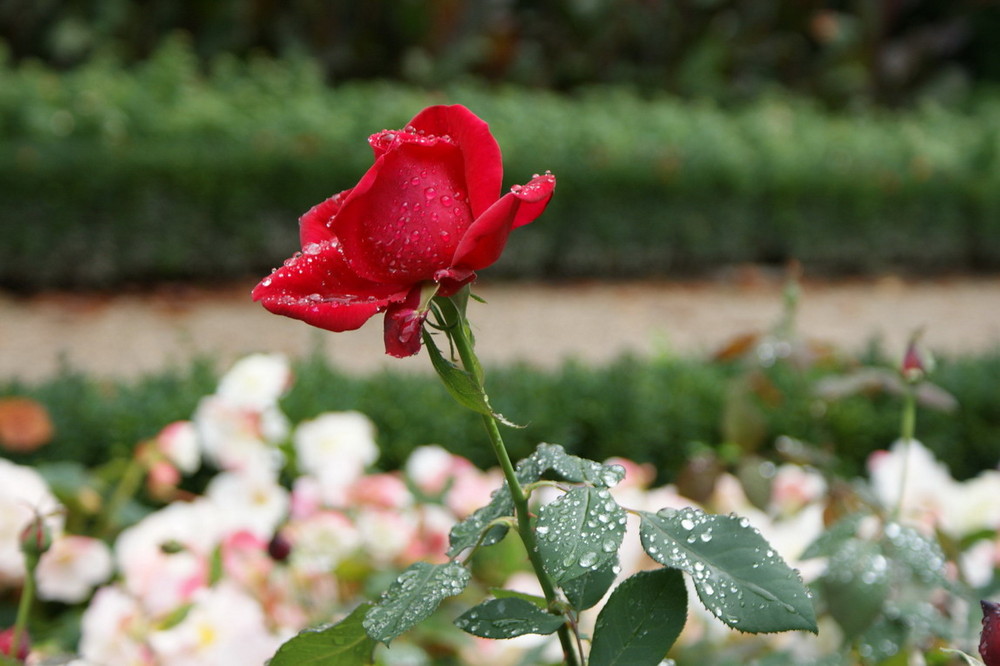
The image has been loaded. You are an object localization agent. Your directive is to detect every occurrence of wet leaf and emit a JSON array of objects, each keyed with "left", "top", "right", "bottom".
[
  {"left": 422, "top": 330, "right": 492, "bottom": 417},
  {"left": 525, "top": 443, "right": 625, "bottom": 488},
  {"left": 363, "top": 561, "right": 470, "bottom": 644},
  {"left": 536, "top": 486, "right": 626, "bottom": 584},
  {"left": 639, "top": 507, "right": 817, "bottom": 634},
  {"left": 454, "top": 597, "right": 565, "bottom": 638},
  {"left": 589, "top": 568, "right": 687, "bottom": 666},
  {"left": 562, "top": 555, "right": 619, "bottom": 611},
  {"left": 270, "top": 602, "right": 376, "bottom": 665},
  {"left": 818, "top": 538, "right": 889, "bottom": 640}
]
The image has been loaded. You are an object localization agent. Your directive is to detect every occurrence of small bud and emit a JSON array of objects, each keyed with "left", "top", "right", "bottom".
[
  {"left": 19, "top": 514, "right": 52, "bottom": 566},
  {"left": 900, "top": 329, "right": 933, "bottom": 383},
  {"left": 268, "top": 532, "right": 292, "bottom": 562},
  {"left": 981, "top": 600, "right": 1000, "bottom": 666},
  {"left": 0, "top": 626, "right": 29, "bottom": 661}
]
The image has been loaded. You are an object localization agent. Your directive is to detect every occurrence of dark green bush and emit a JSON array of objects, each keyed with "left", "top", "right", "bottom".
[
  {"left": 3, "top": 1, "right": 998, "bottom": 106},
  {"left": 4, "top": 45, "right": 1000, "bottom": 289},
  {"left": 3, "top": 350, "right": 998, "bottom": 484}
]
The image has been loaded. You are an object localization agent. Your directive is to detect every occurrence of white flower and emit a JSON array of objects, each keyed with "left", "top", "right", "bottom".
[
  {"left": 356, "top": 508, "right": 417, "bottom": 564},
  {"left": 868, "top": 439, "right": 956, "bottom": 532},
  {"left": 206, "top": 470, "right": 289, "bottom": 540},
  {"left": 0, "top": 459, "right": 63, "bottom": 586},
  {"left": 155, "top": 421, "right": 201, "bottom": 474},
  {"left": 115, "top": 500, "right": 225, "bottom": 615},
  {"left": 294, "top": 412, "right": 379, "bottom": 505},
  {"left": 79, "top": 585, "right": 153, "bottom": 666},
  {"left": 287, "top": 510, "right": 361, "bottom": 575},
  {"left": 770, "top": 464, "right": 827, "bottom": 518},
  {"left": 405, "top": 445, "right": 457, "bottom": 495},
  {"left": 147, "top": 582, "right": 282, "bottom": 666},
  {"left": 944, "top": 471, "right": 1000, "bottom": 538},
  {"left": 35, "top": 535, "right": 113, "bottom": 603},
  {"left": 960, "top": 538, "right": 999, "bottom": 588},
  {"left": 215, "top": 353, "right": 291, "bottom": 411},
  {"left": 194, "top": 396, "right": 286, "bottom": 475}
]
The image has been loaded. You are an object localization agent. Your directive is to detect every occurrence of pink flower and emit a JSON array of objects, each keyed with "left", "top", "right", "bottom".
[
  {"left": 252, "top": 104, "right": 556, "bottom": 357},
  {"left": 347, "top": 473, "right": 412, "bottom": 511},
  {"left": 0, "top": 626, "right": 28, "bottom": 662},
  {"left": 155, "top": 421, "right": 200, "bottom": 475}
]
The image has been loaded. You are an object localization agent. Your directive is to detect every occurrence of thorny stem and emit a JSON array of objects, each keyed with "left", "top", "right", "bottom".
[{"left": 443, "top": 297, "right": 583, "bottom": 666}]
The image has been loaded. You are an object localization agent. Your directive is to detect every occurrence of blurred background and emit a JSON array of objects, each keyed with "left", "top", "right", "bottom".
[{"left": 3, "top": 0, "right": 1000, "bottom": 290}]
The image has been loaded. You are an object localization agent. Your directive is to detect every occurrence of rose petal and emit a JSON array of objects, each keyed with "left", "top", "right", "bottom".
[
  {"left": 451, "top": 172, "right": 556, "bottom": 271},
  {"left": 299, "top": 190, "right": 351, "bottom": 247},
  {"left": 335, "top": 141, "right": 472, "bottom": 284},
  {"left": 252, "top": 240, "right": 408, "bottom": 332},
  {"left": 383, "top": 286, "right": 427, "bottom": 358},
  {"left": 407, "top": 105, "right": 503, "bottom": 219}
]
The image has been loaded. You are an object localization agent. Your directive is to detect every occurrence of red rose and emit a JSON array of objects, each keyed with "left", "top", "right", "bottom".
[
  {"left": 252, "top": 104, "right": 555, "bottom": 357},
  {"left": 982, "top": 600, "right": 1000, "bottom": 666}
]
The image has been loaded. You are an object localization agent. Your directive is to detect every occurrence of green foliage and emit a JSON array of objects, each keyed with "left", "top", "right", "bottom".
[
  {"left": 639, "top": 508, "right": 818, "bottom": 634},
  {"left": 5, "top": 45, "right": 1000, "bottom": 288},
  {"left": 3, "top": 1, "right": 997, "bottom": 105},
  {"left": 362, "top": 561, "right": 471, "bottom": 645},
  {"left": 5, "top": 350, "right": 1000, "bottom": 486},
  {"left": 803, "top": 515, "right": 955, "bottom": 661},
  {"left": 454, "top": 598, "right": 565, "bottom": 639},
  {"left": 588, "top": 568, "right": 688, "bottom": 666},
  {"left": 535, "top": 486, "right": 626, "bottom": 585},
  {"left": 269, "top": 603, "right": 376, "bottom": 666}
]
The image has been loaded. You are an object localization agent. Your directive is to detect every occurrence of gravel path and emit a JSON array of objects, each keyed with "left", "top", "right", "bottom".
[{"left": 3, "top": 275, "right": 1000, "bottom": 383}]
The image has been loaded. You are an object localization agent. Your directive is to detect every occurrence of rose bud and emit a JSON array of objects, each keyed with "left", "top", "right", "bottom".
[
  {"left": 900, "top": 329, "right": 933, "bottom": 383},
  {"left": 981, "top": 600, "right": 1000, "bottom": 666},
  {"left": 268, "top": 531, "right": 292, "bottom": 562},
  {"left": 19, "top": 513, "right": 52, "bottom": 568},
  {"left": 253, "top": 104, "right": 555, "bottom": 357},
  {"left": 0, "top": 627, "right": 29, "bottom": 661}
]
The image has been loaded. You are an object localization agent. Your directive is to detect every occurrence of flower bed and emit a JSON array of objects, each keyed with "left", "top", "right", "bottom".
[{"left": 0, "top": 352, "right": 994, "bottom": 663}]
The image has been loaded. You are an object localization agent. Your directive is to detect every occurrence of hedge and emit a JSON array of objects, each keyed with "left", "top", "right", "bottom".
[
  {"left": 3, "top": 349, "right": 999, "bottom": 486},
  {"left": 5, "top": 44, "right": 1000, "bottom": 289}
]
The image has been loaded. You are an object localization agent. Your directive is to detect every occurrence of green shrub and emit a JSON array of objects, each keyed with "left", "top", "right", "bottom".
[
  {"left": 5, "top": 47, "right": 1000, "bottom": 288},
  {"left": 3, "top": 350, "right": 998, "bottom": 484}
]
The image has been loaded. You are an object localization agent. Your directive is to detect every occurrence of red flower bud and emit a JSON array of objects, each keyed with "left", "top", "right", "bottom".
[
  {"left": 267, "top": 532, "right": 292, "bottom": 562},
  {"left": 0, "top": 626, "right": 29, "bottom": 661},
  {"left": 980, "top": 600, "right": 1000, "bottom": 666},
  {"left": 900, "top": 329, "right": 933, "bottom": 383}
]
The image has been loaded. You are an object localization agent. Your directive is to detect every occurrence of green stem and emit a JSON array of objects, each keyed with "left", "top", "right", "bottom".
[
  {"left": 10, "top": 567, "right": 33, "bottom": 659},
  {"left": 445, "top": 300, "right": 582, "bottom": 666},
  {"left": 99, "top": 455, "right": 146, "bottom": 538},
  {"left": 892, "top": 386, "right": 917, "bottom": 522}
]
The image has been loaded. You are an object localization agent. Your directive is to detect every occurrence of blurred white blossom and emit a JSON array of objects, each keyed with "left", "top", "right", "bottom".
[{"left": 36, "top": 535, "right": 113, "bottom": 603}]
